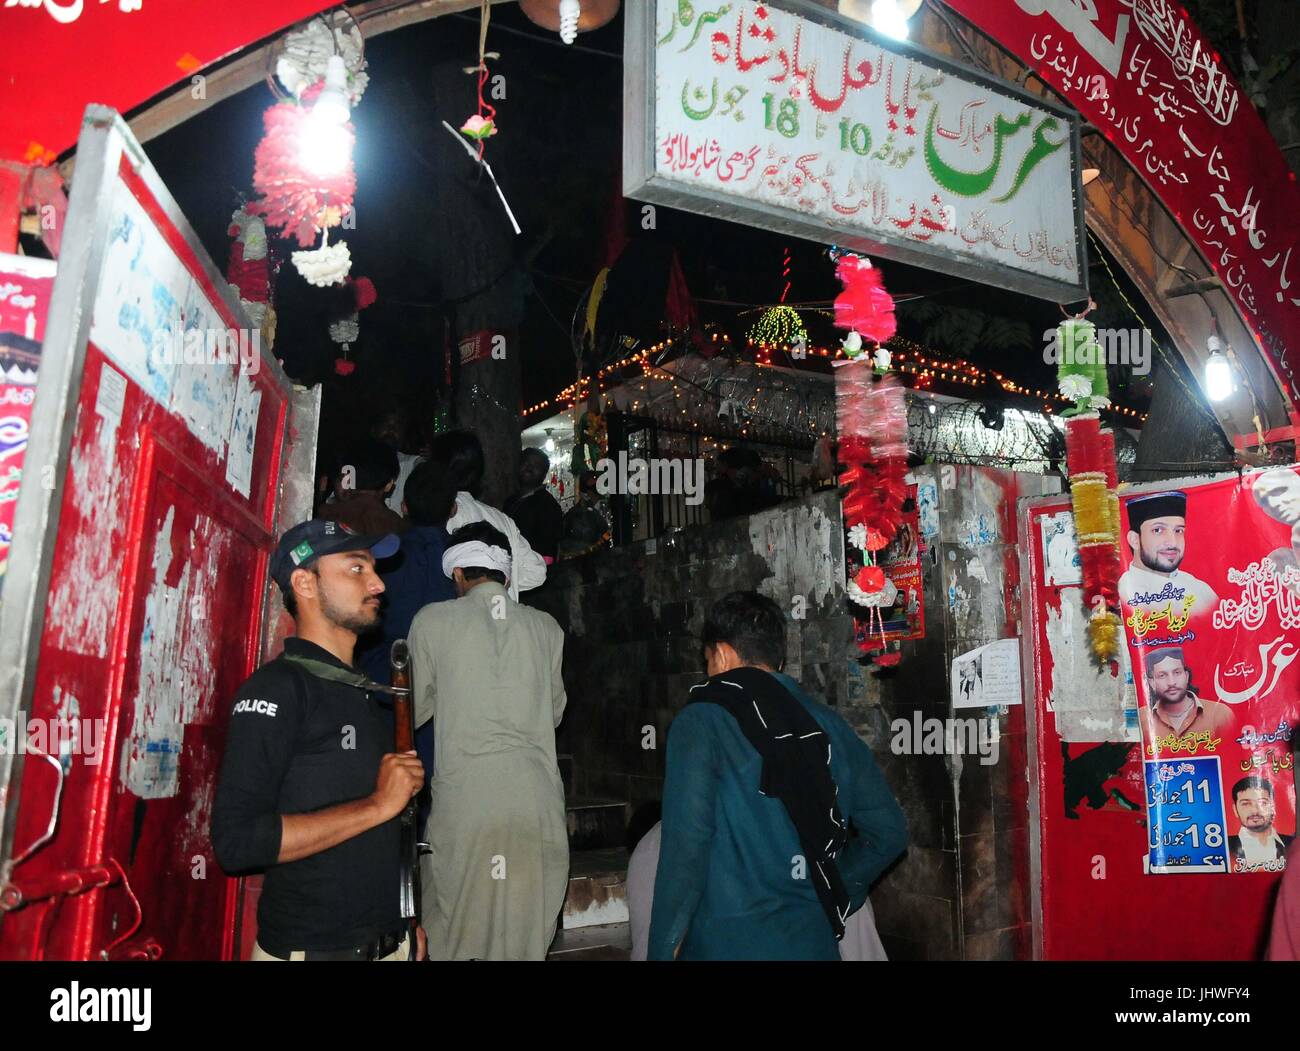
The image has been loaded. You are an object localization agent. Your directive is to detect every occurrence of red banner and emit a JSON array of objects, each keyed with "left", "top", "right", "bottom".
[
  {"left": 0, "top": 253, "right": 54, "bottom": 583},
  {"left": 940, "top": 0, "right": 1300, "bottom": 405},
  {"left": 1119, "top": 470, "right": 1300, "bottom": 876},
  {"left": 0, "top": 1, "right": 335, "bottom": 164}
]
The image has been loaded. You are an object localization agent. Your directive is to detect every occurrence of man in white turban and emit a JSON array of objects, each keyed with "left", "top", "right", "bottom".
[{"left": 407, "top": 521, "right": 569, "bottom": 959}]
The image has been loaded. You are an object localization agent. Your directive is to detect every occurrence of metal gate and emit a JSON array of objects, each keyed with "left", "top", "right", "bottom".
[{"left": 0, "top": 108, "right": 317, "bottom": 960}]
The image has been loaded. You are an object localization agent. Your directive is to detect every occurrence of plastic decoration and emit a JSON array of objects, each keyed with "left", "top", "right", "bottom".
[
  {"left": 1063, "top": 408, "right": 1124, "bottom": 663},
  {"left": 330, "top": 275, "right": 379, "bottom": 375},
  {"left": 1057, "top": 318, "right": 1110, "bottom": 412},
  {"left": 276, "top": 15, "right": 368, "bottom": 104},
  {"left": 837, "top": 353, "right": 910, "bottom": 652},
  {"left": 291, "top": 236, "right": 352, "bottom": 287},
  {"left": 252, "top": 98, "right": 357, "bottom": 250},
  {"left": 833, "top": 254, "right": 897, "bottom": 346},
  {"left": 227, "top": 205, "right": 276, "bottom": 349}
]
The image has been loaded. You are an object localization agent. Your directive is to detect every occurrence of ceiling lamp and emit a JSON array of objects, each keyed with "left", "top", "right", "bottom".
[
  {"left": 520, "top": 0, "right": 621, "bottom": 43},
  {"left": 1203, "top": 338, "right": 1234, "bottom": 402}
]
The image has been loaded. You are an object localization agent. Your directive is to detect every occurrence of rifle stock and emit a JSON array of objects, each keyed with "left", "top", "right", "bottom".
[{"left": 389, "top": 639, "right": 421, "bottom": 959}]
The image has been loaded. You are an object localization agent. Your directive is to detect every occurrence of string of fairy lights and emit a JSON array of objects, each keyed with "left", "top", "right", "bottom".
[{"left": 522, "top": 333, "right": 1150, "bottom": 428}]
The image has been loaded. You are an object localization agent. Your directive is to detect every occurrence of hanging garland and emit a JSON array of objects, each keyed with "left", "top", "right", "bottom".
[
  {"left": 227, "top": 205, "right": 277, "bottom": 350},
  {"left": 1058, "top": 317, "right": 1123, "bottom": 663},
  {"left": 832, "top": 252, "right": 908, "bottom": 654},
  {"left": 253, "top": 13, "right": 367, "bottom": 287},
  {"left": 252, "top": 90, "right": 357, "bottom": 285},
  {"left": 329, "top": 276, "right": 378, "bottom": 376},
  {"left": 460, "top": 1, "right": 501, "bottom": 152}
]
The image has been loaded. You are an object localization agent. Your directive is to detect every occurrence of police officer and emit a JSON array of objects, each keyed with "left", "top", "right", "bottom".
[{"left": 211, "top": 519, "right": 425, "bottom": 960}]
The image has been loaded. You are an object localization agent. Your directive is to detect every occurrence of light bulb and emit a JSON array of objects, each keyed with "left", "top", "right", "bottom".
[
  {"left": 559, "top": 0, "right": 581, "bottom": 44},
  {"left": 313, "top": 54, "right": 351, "bottom": 125},
  {"left": 300, "top": 113, "right": 351, "bottom": 175},
  {"left": 871, "top": 0, "right": 910, "bottom": 39},
  {"left": 1204, "top": 350, "right": 1233, "bottom": 402}
]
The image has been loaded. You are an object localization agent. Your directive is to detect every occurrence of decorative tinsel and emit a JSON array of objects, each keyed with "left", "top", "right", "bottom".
[
  {"left": 838, "top": 365, "right": 909, "bottom": 651},
  {"left": 748, "top": 305, "right": 806, "bottom": 347},
  {"left": 1056, "top": 313, "right": 1124, "bottom": 663},
  {"left": 1063, "top": 409, "right": 1123, "bottom": 662},
  {"left": 1057, "top": 318, "right": 1111, "bottom": 412},
  {"left": 832, "top": 253, "right": 896, "bottom": 346}
]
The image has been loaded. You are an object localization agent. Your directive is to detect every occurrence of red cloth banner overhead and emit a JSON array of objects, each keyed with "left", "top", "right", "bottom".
[
  {"left": 939, "top": 0, "right": 1300, "bottom": 405},
  {"left": 0, "top": 1, "right": 336, "bottom": 164},
  {"left": 1119, "top": 470, "right": 1300, "bottom": 877}
]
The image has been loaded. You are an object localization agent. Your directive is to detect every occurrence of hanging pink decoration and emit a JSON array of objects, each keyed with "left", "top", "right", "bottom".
[
  {"left": 833, "top": 253, "right": 896, "bottom": 345},
  {"left": 251, "top": 95, "right": 357, "bottom": 249}
]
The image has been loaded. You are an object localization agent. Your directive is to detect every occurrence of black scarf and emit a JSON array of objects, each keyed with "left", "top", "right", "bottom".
[{"left": 689, "top": 666, "right": 852, "bottom": 940}]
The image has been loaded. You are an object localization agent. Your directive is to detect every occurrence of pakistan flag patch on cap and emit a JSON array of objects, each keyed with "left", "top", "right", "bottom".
[{"left": 290, "top": 541, "right": 314, "bottom": 566}]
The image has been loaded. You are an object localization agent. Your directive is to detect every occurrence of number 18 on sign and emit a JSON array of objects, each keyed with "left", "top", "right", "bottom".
[{"left": 1145, "top": 757, "right": 1228, "bottom": 874}]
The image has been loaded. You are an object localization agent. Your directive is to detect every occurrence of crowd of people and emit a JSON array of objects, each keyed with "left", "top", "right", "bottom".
[
  {"left": 208, "top": 427, "right": 915, "bottom": 960},
  {"left": 208, "top": 423, "right": 1300, "bottom": 962}
]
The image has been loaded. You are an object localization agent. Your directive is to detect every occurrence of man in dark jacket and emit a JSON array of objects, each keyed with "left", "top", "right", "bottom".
[
  {"left": 211, "top": 519, "right": 424, "bottom": 960},
  {"left": 504, "top": 448, "right": 563, "bottom": 562},
  {"left": 648, "top": 591, "right": 908, "bottom": 960},
  {"left": 319, "top": 438, "right": 409, "bottom": 538}
]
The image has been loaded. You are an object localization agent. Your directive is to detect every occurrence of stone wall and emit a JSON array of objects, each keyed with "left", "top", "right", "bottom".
[
  {"left": 527, "top": 468, "right": 1057, "bottom": 960},
  {"left": 527, "top": 488, "right": 852, "bottom": 811}
]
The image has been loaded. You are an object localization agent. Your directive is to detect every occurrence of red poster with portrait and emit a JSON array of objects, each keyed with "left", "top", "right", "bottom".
[{"left": 1120, "top": 469, "right": 1300, "bottom": 876}]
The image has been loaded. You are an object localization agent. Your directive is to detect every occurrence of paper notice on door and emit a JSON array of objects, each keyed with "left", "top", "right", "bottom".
[
  {"left": 225, "top": 370, "right": 260, "bottom": 498},
  {"left": 952, "top": 637, "right": 1022, "bottom": 709}
]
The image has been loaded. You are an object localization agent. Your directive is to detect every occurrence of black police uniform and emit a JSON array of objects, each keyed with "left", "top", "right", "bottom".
[{"left": 211, "top": 638, "right": 403, "bottom": 958}]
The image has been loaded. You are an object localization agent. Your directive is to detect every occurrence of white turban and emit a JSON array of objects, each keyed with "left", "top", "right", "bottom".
[{"left": 442, "top": 541, "right": 512, "bottom": 582}]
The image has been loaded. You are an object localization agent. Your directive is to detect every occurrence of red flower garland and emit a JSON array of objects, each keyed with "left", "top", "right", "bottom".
[{"left": 252, "top": 100, "right": 356, "bottom": 248}]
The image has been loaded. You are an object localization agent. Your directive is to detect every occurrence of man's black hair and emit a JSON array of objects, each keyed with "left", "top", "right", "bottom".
[
  {"left": 1232, "top": 776, "right": 1274, "bottom": 803},
  {"left": 338, "top": 438, "right": 400, "bottom": 493},
  {"left": 521, "top": 446, "right": 550, "bottom": 471},
  {"left": 280, "top": 565, "right": 319, "bottom": 620},
  {"left": 404, "top": 460, "right": 457, "bottom": 527},
  {"left": 701, "top": 591, "right": 786, "bottom": 671},
  {"left": 447, "top": 521, "right": 510, "bottom": 586},
  {"left": 428, "top": 430, "right": 485, "bottom": 496}
]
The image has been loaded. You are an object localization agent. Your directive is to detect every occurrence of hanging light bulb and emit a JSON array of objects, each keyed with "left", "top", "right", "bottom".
[
  {"left": 300, "top": 54, "right": 352, "bottom": 176},
  {"left": 559, "top": 0, "right": 581, "bottom": 43},
  {"left": 313, "top": 54, "right": 351, "bottom": 125},
  {"left": 1203, "top": 343, "right": 1233, "bottom": 402}
]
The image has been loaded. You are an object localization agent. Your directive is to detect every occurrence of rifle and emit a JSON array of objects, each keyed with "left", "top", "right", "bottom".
[{"left": 389, "top": 639, "right": 422, "bottom": 960}]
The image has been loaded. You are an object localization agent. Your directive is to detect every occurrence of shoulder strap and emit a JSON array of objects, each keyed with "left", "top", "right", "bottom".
[{"left": 688, "top": 668, "right": 852, "bottom": 940}]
